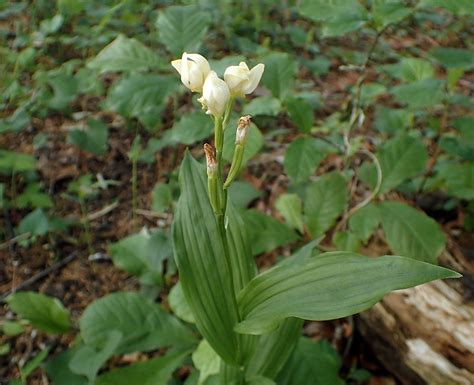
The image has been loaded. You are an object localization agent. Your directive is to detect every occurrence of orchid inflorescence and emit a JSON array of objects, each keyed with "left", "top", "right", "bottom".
[{"left": 171, "top": 53, "right": 264, "bottom": 216}]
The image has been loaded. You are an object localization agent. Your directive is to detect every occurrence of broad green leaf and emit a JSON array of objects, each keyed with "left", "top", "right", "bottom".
[
  {"left": 44, "top": 349, "right": 88, "bottom": 385},
  {"left": 243, "top": 96, "right": 282, "bottom": 117},
  {"left": 400, "top": 58, "right": 434, "bottom": 82},
  {"left": 429, "top": 48, "right": 474, "bottom": 70},
  {"left": 246, "top": 318, "right": 303, "bottom": 379},
  {"left": 6, "top": 292, "right": 70, "bottom": 334},
  {"left": 226, "top": 201, "right": 258, "bottom": 293},
  {"left": 106, "top": 75, "right": 176, "bottom": 129},
  {"left": 79, "top": 292, "right": 195, "bottom": 354},
  {"left": 69, "top": 331, "right": 122, "bottom": 383},
  {"left": 360, "top": 134, "right": 428, "bottom": 193},
  {"left": 109, "top": 230, "right": 170, "bottom": 286},
  {"left": 57, "top": 0, "right": 87, "bottom": 15},
  {"left": 235, "top": 252, "right": 459, "bottom": 334},
  {"left": 454, "top": 117, "right": 474, "bottom": 145},
  {"left": 437, "top": 163, "right": 474, "bottom": 200},
  {"left": 358, "top": 83, "right": 387, "bottom": 106},
  {"left": 439, "top": 135, "right": 474, "bottom": 162},
  {"left": 275, "top": 193, "right": 304, "bottom": 233},
  {"left": 284, "top": 137, "right": 324, "bottom": 182},
  {"left": 0, "top": 108, "right": 30, "bottom": 134},
  {"left": 172, "top": 153, "right": 242, "bottom": 365},
  {"left": 298, "top": 0, "right": 365, "bottom": 21},
  {"left": 228, "top": 181, "right": 261, "bottom": 209},
  {"left": 162, "top": 112, "right": 213, "bottom": 145},
  {"left": 286, "top": 98, "right": 313, "bottom": 133},
  {"left": 18, "top": 209, "right": 49, "bottom": 236},
  {"left": 372, "top": 0, "right": 413, "bottom": 30},
  {"left": 0, "top": 150, "right": 36, "bottom": 173},
  {"left": 1, "top": 321, "right": 25, "bottom": 336},
  {"left": 332, "top": 231, "right": 361, "bottom": 252},
  {"left": 348, "top": 203, "right": 380, "bottom": 242},
  {"left": 242, "top": 210, "right": 298, "bottom": 256},
  {"left": 223, "top": 121, "right": 263, "bottom": 164},
  {"left": 96, "top": 348, "right": 190, "bottom": 385},
  {"left": 68, "top": 119, "right": 108, "bottom": 156},
  {"left": 16, "top": 183, "right": 53, "bottom": 209},
  {"left": 418, "top": 0, "right": 474, "bottom": 15},
  {"left": 156, "top": 5, "right": 211, "bottom": 56},
  {"left": 391, "top": 79, "right": 445, "bottom": 109},
  {"left": 379, "top": 201, "right": 446, "bottom": 263},
  {"left": 304, "top": 172, "right": 347, "bottom": 237},
  {"left": 152, "top": 183, "right": 173, "bottom": 213},
  {"left": 262, "top": 53, "right": 297, "bottom": 100},
  {"left": 46, "top": 73, "right": 78, "bottom": 110},
  {"left": 299, "top": 0, "right": 368, "bottom": 37},
  {"left": 277, "top": 338, "right": 345, "bottom": 385},
  {"left": 192, "top": 340, "right": 220, "bottom": 385},
  {"left": 169, "top": 282, "right": 195, "bottom": 323},
  {"left": 88, "top": 35, "right": 164, "bottom": 73},
  {"left": 374, "top": 106, "right": 413, "bottom": 134}
]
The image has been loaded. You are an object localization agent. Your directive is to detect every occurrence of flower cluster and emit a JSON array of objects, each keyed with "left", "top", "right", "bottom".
[{"left": 171, "top": 53, "right": 264, "bottom": 117}]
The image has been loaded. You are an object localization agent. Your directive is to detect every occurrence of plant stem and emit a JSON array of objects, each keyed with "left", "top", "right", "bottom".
[
  {"left": 132, "top": 152, "right": 138, "bottom": 230},
  {"left": 80, "top": 199, "right": 93, "bottom": 255}
]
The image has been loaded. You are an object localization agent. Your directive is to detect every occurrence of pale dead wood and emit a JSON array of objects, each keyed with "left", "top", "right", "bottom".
[{"left": 358, "top": 243, "right": 474, "bottom": 385}]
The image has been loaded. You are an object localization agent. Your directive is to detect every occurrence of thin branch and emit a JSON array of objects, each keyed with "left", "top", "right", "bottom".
[{"left": 0, "top": 253, "right": 77, "bottom": 302}]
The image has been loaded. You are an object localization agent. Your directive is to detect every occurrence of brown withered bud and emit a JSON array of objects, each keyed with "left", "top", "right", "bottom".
[
  {"left": 204, "top": 143, "right": 217, "bottom": 176},
  {"left": 236, "top": 115, "right": 251, "bottom": 145}
]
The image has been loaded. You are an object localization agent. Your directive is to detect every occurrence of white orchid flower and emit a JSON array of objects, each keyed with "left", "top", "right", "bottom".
[
  {"left": 198, "top": 71, "right": 230, "bottom": 118},
  {"left": 171, "top": 52, "right": 211, "bottom": 93},
  {"left": 224, "top": 62, "right": 265, "bottom": 96}
]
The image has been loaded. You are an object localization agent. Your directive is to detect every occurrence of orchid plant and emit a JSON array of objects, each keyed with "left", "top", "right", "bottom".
[{"left": 170, "top": 53, "right": 460, "bottom": 384}]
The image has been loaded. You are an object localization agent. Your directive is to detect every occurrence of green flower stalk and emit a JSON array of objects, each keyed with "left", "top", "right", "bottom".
[{"left": 224, "top": 116, "right": 251, "bottom": 189}]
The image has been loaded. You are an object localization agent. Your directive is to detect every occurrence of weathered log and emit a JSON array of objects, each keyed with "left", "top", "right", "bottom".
[{"left": 357, "top": 241, "right": 474, "bottom": 385}]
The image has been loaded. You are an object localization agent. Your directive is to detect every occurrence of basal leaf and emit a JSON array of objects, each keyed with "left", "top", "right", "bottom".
[
  {"left": 235, "top": 252, "right": 459, "bottom": 334},
  {"left": 172, "top": 152, "right": 242, "bottom": 365}
]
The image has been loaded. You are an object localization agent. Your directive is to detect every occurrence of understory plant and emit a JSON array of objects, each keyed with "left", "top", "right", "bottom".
[{"left": 170, "top": 53, "right": 461, "bottom": 384}]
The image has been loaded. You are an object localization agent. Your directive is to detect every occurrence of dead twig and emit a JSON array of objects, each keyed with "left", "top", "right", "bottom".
[{"left": 0, "top": 253, "right": 77, "bottom": 302}]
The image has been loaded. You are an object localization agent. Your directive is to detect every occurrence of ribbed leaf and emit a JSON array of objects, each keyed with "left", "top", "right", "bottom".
[
  {"left": 172, "top": 152, "right": 241, "bottom": 365},
  {"left": 235, "top": 252, "right": 459, "bottom": 334},
  {"left": 245, "top": 318, "right": 303, "bottom": 380}
]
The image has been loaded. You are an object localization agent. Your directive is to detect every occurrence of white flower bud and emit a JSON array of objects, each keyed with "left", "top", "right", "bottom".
[
  {"left": 197, "top": 71, "right": 230, "bottom": 118},
  {"left": 224, "top": 62, "right": 265, "bottom": 96},
  {"left": 171, "top": 52, "right": 211, "bottom": 93}
]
